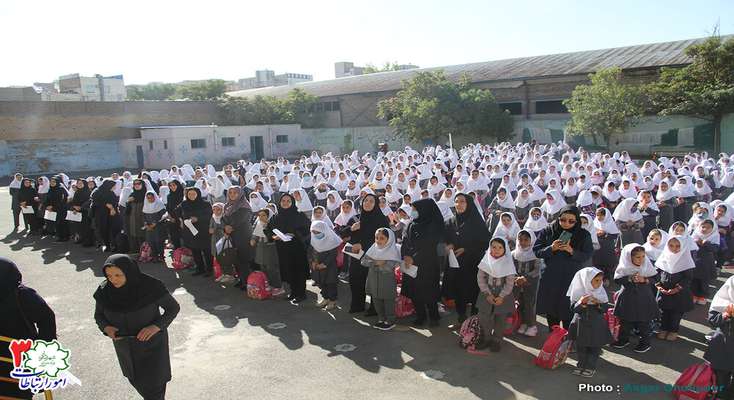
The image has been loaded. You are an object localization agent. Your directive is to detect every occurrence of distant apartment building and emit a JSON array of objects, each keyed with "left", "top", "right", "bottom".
[
  {"left": 237, "top": 70, "right": 312, "bottom": 90},
  {"left": 57, "top": 73, "right": 127, "bottom": 101}
]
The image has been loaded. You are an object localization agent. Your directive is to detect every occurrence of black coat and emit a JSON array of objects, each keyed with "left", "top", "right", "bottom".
[
  {"left": 656, "top": 269, "right": 694, "bottom": 312},
  {"left": 704, "top": 311, "right": 734, "bottom": 371},
  {"left": 569, "top": 302, "right": 613, "bottom": 348},
  {"left": 693, "top": 242, "right": 719, "bottom": 281},
  {"left": 446, "top": 201, "right": 490, "bottom": 305},
  {"left": 401, "top": 200, "right": 446, "bottom": 305},
  {"left": 177, "top": 199, "right": 212, "bottom": 250},
  {"left": 222, "top": 207, "right": 253, "bottom": 265},
  {"left": 94, "top": 293, "right": 179, "bottom": 389},
  {"left": 613, "top": 276, "right": 661, "bottom": 322}
]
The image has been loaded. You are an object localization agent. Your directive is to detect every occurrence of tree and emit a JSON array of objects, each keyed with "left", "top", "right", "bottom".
[
  {"left": 217, "top": 89, "right": 322, "bottom": 127},
  {"left": 377, "top": 71, "right": 514, "bottom": 143},
  {"left": 126, "top": 83, "right": 177, "bottom": 100},
  {"left": 363, "top": 62, "right": 411, "bottom": 74},
  {"left": 647, "top": 34, "right": 734, "bottom": 151},
  {"left": 177, "top": 79, "right": 227, "bottom": 100},
  {"left": 563, "top": 67, "right": 645, "bottom": 148}
]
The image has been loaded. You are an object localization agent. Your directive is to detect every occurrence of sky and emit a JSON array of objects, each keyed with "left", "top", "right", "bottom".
[{"left": 0, "top": 0, "right": 732, "bottom": 87}]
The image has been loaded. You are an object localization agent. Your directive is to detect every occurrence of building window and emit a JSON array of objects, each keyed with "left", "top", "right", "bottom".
[
  {"left": 324, "top": 102, "right": 333, "bottom": 111},
  {"left": 221, "top": 137, "right": 235, "bottom": 147},
  {"left": 499, "top": 102, "right": 522, "bottom": 115},
  {"left": 276, "top": 135, "right": 288, "bottom": 143},
  {"left": 149, "top": 141, "right": 154, "bottom": 150},
  {"left": 191, "top": 139, "right": 206, "bottom": 149},
  {"left": 163, "top": 140, "right": 168, "bottom": 150},
  {"left": 535, "top": 100, "right": 568, "bottom": 114},
  {"left": 331, "top": 101, "right": 339, "bottom": 111}
]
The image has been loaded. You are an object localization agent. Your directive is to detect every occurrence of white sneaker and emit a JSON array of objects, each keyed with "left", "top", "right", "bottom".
[
  {"left": 324, "top": 301, "right": 337, "bottom": 311},
  {"left": 316, "top": 298, "right": 329, "bottom": 308},
  {"left": 524, "top": 325, "right": 539, "bottom": 337},
  {"left": 518, "top": 324, "right": 528, "bottom": 334}
]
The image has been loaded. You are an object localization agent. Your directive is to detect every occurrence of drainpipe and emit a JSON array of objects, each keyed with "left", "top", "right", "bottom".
[{"left": 523, "top": 80, "right": 529, "bottom": 120}]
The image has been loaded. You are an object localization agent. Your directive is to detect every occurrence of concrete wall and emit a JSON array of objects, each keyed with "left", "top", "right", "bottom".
[
  {"left": 3, "top": 139, "right": 123, "bottom": 175},
  {"left": 0, "top": 101, "right": 223, "bottom": 140}
]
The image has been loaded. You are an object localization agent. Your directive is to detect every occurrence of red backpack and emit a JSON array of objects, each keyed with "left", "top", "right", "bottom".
[
  {"left": 534, "top": 325, "right": 572, "bottom": 369},
  {"left": 246, "top": 271, "right": 272, "bottom": 300},
  {"left": 171, "top": 247, "right": 194, "bottom": 270},
  {"left": 395, "top": 295, "right": 415, "bottom": 318},
  {"left": 458, "top": 315, "right": 483, "bottom": 350},
  {"left": 604, "top": 308, "right": 621, "bottom": 342},
  {"left": 503, "top": 301, "right": 521, "bottom": 336},
  {"left": 672, "top": 362, "right": 717, "bottom": 400},
  {"left": 138, "top": 242, "right": 153, "bottom": 263}
]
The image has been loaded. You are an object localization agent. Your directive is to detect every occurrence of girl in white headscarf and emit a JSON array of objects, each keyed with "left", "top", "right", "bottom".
[
  {"left": 691, "top": 219, "right": 721, "bottom": 305},
  {"left": 643, "top": 228, "right": 669, "bottom": 263},
  {"left": 475, "top": 237, "right": 516, "bottom": 352},
  {"left": 655, "top": 235, "right": 696, "bottom": 341},
  {"left": 540, "top": 189, "right": 565, "bottom": 222},
  {"left": 291, "top": 188, "right": 314, "bottom": 218},
  {"left": 704, "top": 275, "right": 734, "bottom": 394},
  {"left": 248, "top": 192, "right": 268, "bottom": 213},
  {"left": 486, "top": 187, "right": 515, "bottom": 234},
  {"left": 593, "top": 207, "right": 620, "bottom": 284},
  {"left": 611, "top": 244, "right": 660, "bottom": 352},
  {"left": 524, "top": 207, "right": 548, "bottom": 235},
  {"left": 613, "top": 198, "right": 644, "bottom": 246},
  {"left": 512, "top": 230, "right": 541, "bottom": 337},
  {"left": 514, "top": 188, "right": 532, "bottom": 227},
  {"left": 656, "top": 179, "right": 676, "bottom": 231},
  {"left": 142, "top": 191, "right": 167, "bottom": 262},
  {"left": 251, "top": 208, "right": 283, "bottom": 294},
  {"left": 326, "top": 190, "right": 343, "bottom": 221},
  {"left": 493, "top": 212, "right": 520, "bottom": 250},
  {"left": 566, "top": 267, "right": 611, "bottom": 378},
  {"left": 362, "top": 228, "right": 402, "bottom": 330},
  {"left": 309, "top": 220, "right": 342, "bottom": 310}
]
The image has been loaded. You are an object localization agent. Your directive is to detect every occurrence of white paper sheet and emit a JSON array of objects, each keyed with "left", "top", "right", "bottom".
[
  {"left": 21, "top": 206, "right": 34, "bottom": 214},
  {"left": 66, "top": 210, "right": 82, "bottom": 222},
  {"left": 400, "top": 262, "right": 418, "bottom": 278},
  {"left": 43, "top": 210, "right": 57, "bottom": 221},
  {"left": 215, "top": 237, "right": 233, "bottom": 254},
  {"left": 448, "top": 250, "right": 460, "bottom": 269},
  {"left": 272, "top": 228, "right": 293, "bottom": 242},
  {"left": 342, "top": 243, "right": 364, "bottom": 259},
  {"left": 183, "top": 219, "right": 199, "bottom": 236}
]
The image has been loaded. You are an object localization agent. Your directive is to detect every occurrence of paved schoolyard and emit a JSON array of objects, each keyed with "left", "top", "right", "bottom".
[{"left": 0, "top": 187, "right": 725, "bottom": 400}]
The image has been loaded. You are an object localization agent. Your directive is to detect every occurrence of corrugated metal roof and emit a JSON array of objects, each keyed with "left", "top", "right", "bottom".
[{"left": 226, "top": 36, "right": 721, "bottom": 99}]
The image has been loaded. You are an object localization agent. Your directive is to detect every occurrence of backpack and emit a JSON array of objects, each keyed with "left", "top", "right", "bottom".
[
  {"left": 604, "top": 308, "right": 621, "bottom": 342},
  {"left": 171, "top": 247, "right": 194, "bottom": 270},
  {"left": 458, "top": 315, "right": 483, "bottom": 350},
  {"left": 394, "top": 266, "right": 403, "bottom": 286},
  {"left": 246, "top": 271, "right": 272, "bottom": 300},
  {"left": 672, "top": 362, "right": 717, "bottom": 400},
  {"left": 114, "top": 232, "right": 129, "bottom": 254},
  {"left": 534, "top": 325, "right": 572, "bottom": 369},
  {"left": 138, "top": 242, "right": 153, "bottom": 263},
  {"left": 335, "top": 242, "right": 345, "bottom": 269},
  {"left": 503, "top": 301, "right": 521, "bottom": 336},
  {"left": 212, "top": 257, "right": 222, "bottom": 279},
  {"left": 395, "top": 295, "right": 415, "bottom": 318}
]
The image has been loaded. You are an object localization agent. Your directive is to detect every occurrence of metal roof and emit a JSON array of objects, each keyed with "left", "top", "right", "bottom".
[{"left": 226, "top": 36, "right": 720, "bottom": 99}]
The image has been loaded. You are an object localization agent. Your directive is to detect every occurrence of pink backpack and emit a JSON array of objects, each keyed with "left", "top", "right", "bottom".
[
  {"left": 672, "top": 362, "right": 717, "bottom": 400},
  {"left": 604, "top": 308, "right": 621, "bottom": 342},
  {"left": 246, "top": 271, "right": 272, "bottom": 300},
  {"left": 394, "top": 266, "right": 403, "bottom": 286},
  {"left": 458, "top": 315, "right": 483, "bottom": 350},
  {"left": 503, "top": 301, "right": 521, "bottom": 336},
  {"left": 395, "top": 295, "right": 414, "bottom": 318},
  {"left": 171, "top": 247, "right": 194, "bottom": 270},
  {"left": 138, "top": 242, "right": 153, "bottom": 263},
  {"left": 534, "top": 325, "right": 572, "bottom": 369},
  {"left": 212, "top": 257, "right": 222, "bottom": 279}
]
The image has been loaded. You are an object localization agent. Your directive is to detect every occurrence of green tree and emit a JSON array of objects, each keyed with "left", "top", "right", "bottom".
[
  {"left": 177, "top": 79, "right": 227, "bottom": 100},
  {"left": 217, "top": 89, "right": 322, "bottom": 127},
  {"left": 377, "top": 71, "right": 514, "bottom": 142},
  {"left": 126, "top": 83, "right": 177, "bottom": 100},
  {"left": 363, "top": 62, "right": 411, "bottom": 74},
  {"left": 563, "top": 67, "right": 645, "bottom": 148},
  {"left": 647, "top": 35, "right": 734, "bottom": 151}
]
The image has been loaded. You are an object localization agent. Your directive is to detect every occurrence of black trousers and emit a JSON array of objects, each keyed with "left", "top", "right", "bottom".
[
  {"left": 289, "top": 258, "right": 308, "bottom": 299},
  {"left": 132, "top": 381, "right": 167, "bottom": 400},
  {"left": 619, "top": 320, "right": 651, "bottom": 346},
  {"left": 349, "top": 258, "right": 369, "bottom": 311},
  {"left": 13, "top": 208, "right": 21, "bottom": 228},
  {"left": 660, "top": 310, "right": 684, "bottom": 332},
  {"left": 577, "top": 346, "right": 602, "bottom": 370},
  {"left": 168, "top": 222, "right": 182, "bottom": 249},
  {"left": 414, "top": 299, "right": 440, "bottom": 322},
  {"left": 191, "top": 247, "right": 213, "bottom": 273}
]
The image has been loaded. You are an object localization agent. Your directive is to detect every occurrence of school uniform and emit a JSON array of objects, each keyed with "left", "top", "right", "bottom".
[
  {"left": 691, "top": 234, "right": 719, "bottom": 298},
  {"left": 704, "top": 277, "right": 734, "bottom": 398},
  {"left": 567, "top": 267, "right": 612, "bottom": 372},
  {"left": 513, "top": 255, "right": 540, "bottom": 327},
  {"left": 657, "top": 268, "right": 695, "bottom": 333},
  {"left": 362, "top": 254, "right": 399, "bottom": 324},
  {"left": 253, "top": 216, "right": 281, "bottom": 288},
  {"left": 613, "top": 245, "right": 660, "bottom": 348},
  {"left": 476, "top": 238, "right": 516, "bottom": 350}
]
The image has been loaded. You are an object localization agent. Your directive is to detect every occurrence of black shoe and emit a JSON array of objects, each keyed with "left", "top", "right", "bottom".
[
  {"left": 428, "top": 319, "right": 440, "bottom": 327},
  {"left": 612, "top": 340, "right": 630, "bottom": 349},
  {"left": 474, "top": 340, "right": 490, "bottom": 350},
  {"left": 234, "top": 281, "right": 244, "bottom": 288},
  {"left": 412, "top": 318, "right": 426, "bottom": 327},
  {"left": 348, "top": 308, "right": 365, "bottom": 314},
  {"left": 633, "top": 343, "right": 651, "bottom": 353},
  {"left": 191, "top": 270, "right": 204, "bottom": 276},
  {"left": 55, "top": 237, "right": 69, "bottom": 242},
  {"left": 489, "top": 341, "right": 501, "bottom": 352},
  {"left": 290, "top": 296, "right": 306, "bottom": 304},
  {"left": 457, "top": 315, "right": 467, "bottom": 325}
]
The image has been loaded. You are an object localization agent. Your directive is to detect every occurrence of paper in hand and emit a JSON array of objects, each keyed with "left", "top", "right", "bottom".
[
  {"left": 183, "top": 219, "right": 199, "bottom": 236},
  {"left": 66, "top": 210, "right": 82, "bottom": 222},
  {"left": 21, "top": 206, "right": 34, "bottom": 214},
  {"left": 400, "top": 262, "right": 418, "bottom": 278},
  {"left": 342, "top": 243, "right": 364, "bottom": 259},
  {"left": 448, "top": 250, "right": 460, "bottom": 269},
  {"left": 272, "top": 229, "right": 293, "bottom": 242},
  {"left": 44, "top": 210, "right": 57, "bottom": 221}
]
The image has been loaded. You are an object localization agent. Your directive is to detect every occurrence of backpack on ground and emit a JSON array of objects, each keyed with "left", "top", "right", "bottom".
[
  {"left": 503, "top": 301, "right": 521, "bottom": 336},
  {"left": 138, "top": 242, "right": 153, "bottom": 263},
  {"left": 604, "top": 308, "right": 621, "bottom": 342},
  {"left": 672, "top": 362, "right": 717, "bottom": 400},
  {"left": 246, "top": 271, "right": 272, "bottom": 300},
  {"left": 458, "top": 315, "right": 483, "bottom": 350},
  {"left": 395, "top": 294, "right": 415, "bottom": 318},
  {"left": 171, "top": 247, "right": 194, "bottom": 270},
  {"left": 534, "top": 325, "right": 572, "bottom": 369}
]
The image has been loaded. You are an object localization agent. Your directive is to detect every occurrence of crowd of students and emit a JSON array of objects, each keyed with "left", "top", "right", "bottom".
[{"left": 6, "top": 141, "right": 734, "bottom": 395}]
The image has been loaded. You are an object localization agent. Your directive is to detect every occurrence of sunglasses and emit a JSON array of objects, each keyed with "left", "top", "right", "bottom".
[{"left": 559, "top": 218, "right": 577, "bottom": 224}]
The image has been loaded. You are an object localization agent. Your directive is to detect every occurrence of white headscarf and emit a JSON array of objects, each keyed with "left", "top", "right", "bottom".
[
  {"left": 655, "top": 235, "right": 697, "bottom": 274},
  {"left": 326, "top": 190, "right": 343, "bottom": 211},
  {"left": 643, "top": 229, "right": 669, "bottom": 261},
  {"left": 309, "top": 220, "right": 342, "bottom": 253},
  {"left": 523, "top": 207, "right": 549, "bottom": 232},
  {"left": 37, "top": 176, "right": 50, "bottom": 194},
  {"left": 511, "top": 230, "right": 537, "bottom": 262},
  {"left": 248, "top": 192, "right": 268, "bottom": 213},
  {"left": 566, "top": 267, "right": 608, "bottom": 304},
  {"left": 614, "top": 243, "right": 658, "bottom": 279},
  {"left": 292, "top": 188, "right": 314, "bottom": 212},
  {"left": 692, "top": 219, "right": 721, "bottom": 245},
  {"left": 8, "top": 174, "right": 22, "bottom": 189},
  {"left": 493, "top": 190, "right": 516, "bottom": 210},
  {"left": 477, "top": 238, "right": 517, "bottom": 278},
  {"left": 365, "top": 228, "right": 402, "bottom": 263},
  {"left": 334, "top": 201, "right": 357, "bottom": 226},
  {"left": 142, "top": 190, "right": 166, "bottom": 214},
  {"left": 493, "top": 212, "right": 520, "bottom": 242},
  {"left": 594, "top": 208, "right": 621, "bottom": 234},
  {"left": 710, "top": 275, "right": 734, "bottom": 314},
  {"left": 612, "top": 198, "right": 642, "bottom": 222},
  {"left": 541, "top": 190, "right": 566, "bottom": 216}
]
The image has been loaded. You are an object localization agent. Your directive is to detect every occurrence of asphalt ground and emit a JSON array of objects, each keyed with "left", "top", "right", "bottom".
[{"left": 0, "top": 186, "right": 728, "bottom": 400}]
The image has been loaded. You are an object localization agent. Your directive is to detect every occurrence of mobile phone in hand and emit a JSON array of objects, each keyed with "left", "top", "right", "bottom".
[{"left": 558, "top": 231, "right": 572, "bottom": 244}]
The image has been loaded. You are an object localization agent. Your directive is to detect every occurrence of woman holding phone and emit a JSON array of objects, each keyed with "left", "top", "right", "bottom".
[{"left": 533, "top": 205, "right": 594, "bottom": 330}]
